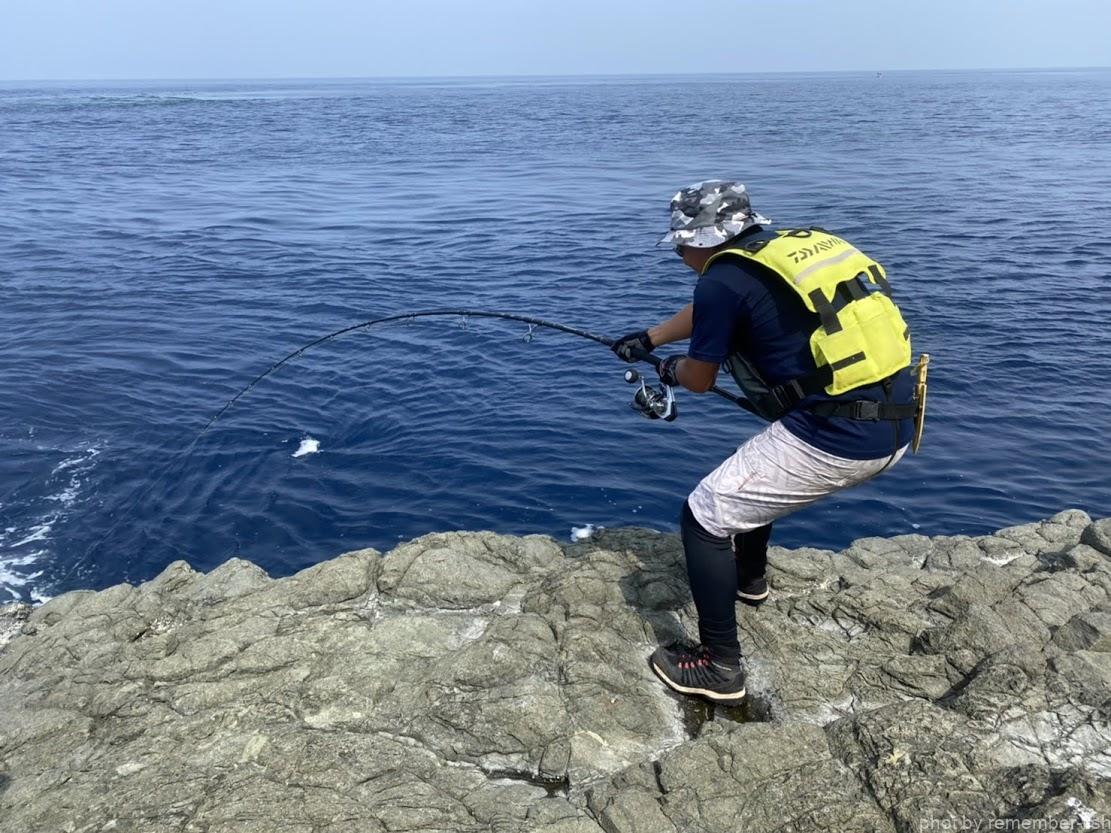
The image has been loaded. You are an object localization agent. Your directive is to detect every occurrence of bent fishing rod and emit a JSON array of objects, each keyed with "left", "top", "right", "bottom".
[{"left": 200, "top": 308, "right": 759, "bottom": 434}]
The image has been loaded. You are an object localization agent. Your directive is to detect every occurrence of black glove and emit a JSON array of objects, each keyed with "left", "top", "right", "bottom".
[
  {"left": 658, "top": 355, "right": 683, "bottom": 387},
  {"left": 611, "top": 329, "right": 654, "bottom": 363}
]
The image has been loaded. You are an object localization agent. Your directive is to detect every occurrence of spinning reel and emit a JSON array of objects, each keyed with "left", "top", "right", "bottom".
[{"left": 623, "top": 368, "right": 677, "bottom": 421}]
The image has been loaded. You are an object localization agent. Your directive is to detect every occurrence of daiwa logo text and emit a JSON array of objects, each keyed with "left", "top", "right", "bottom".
[{"left": 787, "top": 236, "right": 847, "bottom": 264}]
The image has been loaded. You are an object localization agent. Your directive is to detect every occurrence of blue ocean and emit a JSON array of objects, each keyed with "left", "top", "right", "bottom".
[{"left": 2, "top": 70, "right": 1109, "bottom": 604}]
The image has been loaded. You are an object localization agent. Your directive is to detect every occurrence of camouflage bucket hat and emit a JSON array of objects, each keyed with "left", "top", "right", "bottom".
[{"left": 658, "top": 180, "right": 771, "bottom": 248}]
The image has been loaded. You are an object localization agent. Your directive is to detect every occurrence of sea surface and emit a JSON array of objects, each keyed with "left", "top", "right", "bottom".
[{"left": 2, "top": 70, "right": 1109, "bottom": 604}]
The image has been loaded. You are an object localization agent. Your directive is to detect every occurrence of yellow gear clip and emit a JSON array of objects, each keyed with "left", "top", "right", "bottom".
[{"left": 912, "top": 354, "right": 930, "bottom": 454}]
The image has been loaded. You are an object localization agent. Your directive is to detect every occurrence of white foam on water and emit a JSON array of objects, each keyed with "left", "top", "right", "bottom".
[
  {"left": 570, "top": 524, "right": 601, "bottom": 542},
  {"left": 0, "top": 444, "right": 102, "bottom": 604},
  {"left": 0, "top": 550, "right": 47, "bottom": 570},
  {"left": 0, "top": 545, "right": 49, "bottom": 602},
  {"left": 0, "top": 561, "right": 43, "bottom": 586},
  {"left": 52, "top": 447, "right": 101, "bottom": 475},
  {"left": 49, "top": 484, "right": 80, "bottom": 506},
  {"left": 29, "top": 587, "right": 53, "bottom": 605},
  {"left": 292, "top": 437, "right": 320, "bottom": 458},
  {"left": 8, "top": 524, "right": 52, "bottom": 548}
]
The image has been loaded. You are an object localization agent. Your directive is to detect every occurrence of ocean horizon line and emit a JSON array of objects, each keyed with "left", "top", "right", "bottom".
[{"left": 2, "top": 64, "right": 1108, "bottom": 85}]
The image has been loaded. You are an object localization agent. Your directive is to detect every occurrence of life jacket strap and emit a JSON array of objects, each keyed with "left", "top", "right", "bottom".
[
  {"left": 764, "top": 363, "right": 912, "bottom": 421},
  {"left": 867, "top": 264, "right": 893, "bottom": 296},
  {"left": 804, "top": 400, "right": 916, "bottom": 422},
  {"left": 809, "top": 272, "right": 888, "bottom": 336},
  {"left": 765, "top": 367, "right": 826, "bottom": 414}
]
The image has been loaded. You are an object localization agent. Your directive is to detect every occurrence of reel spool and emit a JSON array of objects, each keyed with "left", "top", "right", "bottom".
[{"left": 624, "top": 368, "right": 677, "bottom": 421}]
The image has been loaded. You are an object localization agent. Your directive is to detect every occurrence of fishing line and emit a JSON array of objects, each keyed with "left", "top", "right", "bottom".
[{"left": 50, "top": 308, "right": 754, "bottom": 598}]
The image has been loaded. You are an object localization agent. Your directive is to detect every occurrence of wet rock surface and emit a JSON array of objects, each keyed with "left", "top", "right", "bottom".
[{"left": 1, "top": 512, "right": 1110, "bottom": 832}]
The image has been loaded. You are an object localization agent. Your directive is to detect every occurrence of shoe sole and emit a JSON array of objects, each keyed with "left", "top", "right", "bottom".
[
  {"left": 736, "top": 589, "right": 769, "bottom": 607},
  {"left": 650, "top": 660, "right": 747, "bottom": 703}
]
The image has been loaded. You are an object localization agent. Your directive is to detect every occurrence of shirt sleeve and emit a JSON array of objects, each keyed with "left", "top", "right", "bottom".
[{"left": 688, "top": 276, "right": 741, "bottom": 364}]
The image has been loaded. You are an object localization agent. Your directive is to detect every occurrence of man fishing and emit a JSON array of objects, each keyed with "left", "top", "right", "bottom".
[{"left": 612, "top": 180, "right": 918, "bottom": 704}]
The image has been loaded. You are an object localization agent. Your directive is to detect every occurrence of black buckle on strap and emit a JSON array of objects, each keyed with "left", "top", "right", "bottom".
[
  {"left": 849, "top": 401, "right": 881, "bottom": 421},
  {"left": 771, "top": 379, "right": 805, "bottom": 412}
]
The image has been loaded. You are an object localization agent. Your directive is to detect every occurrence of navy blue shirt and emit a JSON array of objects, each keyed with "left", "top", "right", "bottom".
[{"left": 688, "top": 229, "right": 915, "bottom": 460}]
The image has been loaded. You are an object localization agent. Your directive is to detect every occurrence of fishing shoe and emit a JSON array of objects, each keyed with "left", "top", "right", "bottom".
[
  {"left": 649, "top": 643, "right": 746, "bottom": 704},
  {"left": 736, "top": 576, "right": 769, "bottom": 607}
]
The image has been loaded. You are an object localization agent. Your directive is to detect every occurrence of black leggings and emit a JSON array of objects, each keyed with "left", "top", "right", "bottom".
[
  {"left": 734, "top": 522, "right": 772, "bottom": 584},
  {"left": 679, "top": 500, "right": 772, "bottom": 666}
]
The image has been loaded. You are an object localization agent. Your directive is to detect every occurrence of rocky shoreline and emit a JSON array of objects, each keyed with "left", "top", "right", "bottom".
[{"left": 2, "top": 511, "right": 1110, "bottom": 832}]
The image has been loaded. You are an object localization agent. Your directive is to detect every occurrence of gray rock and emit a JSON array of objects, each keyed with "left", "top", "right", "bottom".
[
  {"left": 1082, "top": 519, "right": 1111, "bottom": 557},
  {"left": 826, "top": 699, "right": 1001, "bottom": 826},
  {"left": 2, "top": 514, "right": 1110, "bottom": 832},
  {"left": 843, "top": 533, "right": 934, "bottom": 570},
  {"left": 923, "top": 535, "right": 984, "bottom": 571},
  {"left": 1053, "top": 610, "right": 1111, "bottom": 652},
  {"left": 588, "top": 721, "right": 896, "bottom": 832}
]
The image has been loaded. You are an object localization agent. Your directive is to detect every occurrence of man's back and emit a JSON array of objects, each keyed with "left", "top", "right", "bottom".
[{"left": 689, "top": 228, "right": 914, "bottom": 460}]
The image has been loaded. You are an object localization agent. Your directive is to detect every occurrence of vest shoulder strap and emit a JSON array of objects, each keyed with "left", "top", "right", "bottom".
[{"left": 702, "top": 228, "right": 889, "bottom": 313}]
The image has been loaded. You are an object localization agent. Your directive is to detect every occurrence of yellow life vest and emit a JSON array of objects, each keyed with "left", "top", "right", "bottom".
[{"left": 703, "top": 228, "right": 912, "bottom": 398}]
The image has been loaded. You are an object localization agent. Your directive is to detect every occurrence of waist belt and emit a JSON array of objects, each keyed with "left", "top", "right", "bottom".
[{"left": 804, "top": 400, "right": 916, "bottom": 421}]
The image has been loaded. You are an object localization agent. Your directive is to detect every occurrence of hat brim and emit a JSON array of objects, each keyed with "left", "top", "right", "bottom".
[{"left": 658, "top": 213, "right": 771, "bottom": 248}]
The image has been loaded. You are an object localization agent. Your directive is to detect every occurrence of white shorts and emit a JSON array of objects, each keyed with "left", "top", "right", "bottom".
[{"left": 687, "top": 420, "right": 907, "bottom": 538}]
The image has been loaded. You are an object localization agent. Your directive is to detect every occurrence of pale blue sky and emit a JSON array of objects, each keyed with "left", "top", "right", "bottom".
[{"left": 3, "top": 0, "right": 1109, "bottom": 80}]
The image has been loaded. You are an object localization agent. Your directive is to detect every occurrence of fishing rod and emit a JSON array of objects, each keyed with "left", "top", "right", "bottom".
[{"left": 200, "top": 308, "right": 758, "bottom": 434}]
